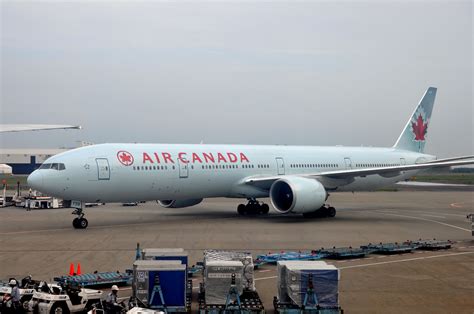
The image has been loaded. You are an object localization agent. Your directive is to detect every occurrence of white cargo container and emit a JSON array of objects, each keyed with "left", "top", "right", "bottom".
[
  {"left": 204, "top": 250, "right": 255, "bottom": 291},
  {"left": 277, "top": 261, "right": 329, "bottom": 303},
  {"left": 204, "top": 260, "right": 244, "bottom": 305}
]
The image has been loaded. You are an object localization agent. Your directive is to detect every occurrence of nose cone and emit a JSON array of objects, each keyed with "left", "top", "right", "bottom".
[{"left": 27, "top": 170, "right": 44, "bottom": 190}]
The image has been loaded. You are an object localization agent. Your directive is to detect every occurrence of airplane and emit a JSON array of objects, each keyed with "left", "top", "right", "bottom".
[{"left": 27, "top": 87, "right": 474, "bottom": 229}]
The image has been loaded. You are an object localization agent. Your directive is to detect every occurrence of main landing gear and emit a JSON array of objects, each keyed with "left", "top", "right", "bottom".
[
  {"left": 237, "top": 199, "right": 270, "bottom": 216},
  {"left": 302, "top": 205, "right": 336, "bottom": 218},
  {"left": 72, "top": 207, "right": 88, "bottom": 229}
]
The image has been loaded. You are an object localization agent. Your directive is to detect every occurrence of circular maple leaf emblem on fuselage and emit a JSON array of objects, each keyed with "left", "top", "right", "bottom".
[{"left": 117, "top": 150, "right": 134, "bottom": 166}]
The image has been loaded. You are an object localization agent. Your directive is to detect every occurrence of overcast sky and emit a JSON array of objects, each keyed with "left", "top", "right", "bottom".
[{"left": 1, "top": 1, "right": 472, "bottom": 157}]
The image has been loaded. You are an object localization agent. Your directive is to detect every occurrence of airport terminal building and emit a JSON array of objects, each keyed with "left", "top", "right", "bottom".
[{"left": 0, "top": 148, "right": 69, "bottom": 175}]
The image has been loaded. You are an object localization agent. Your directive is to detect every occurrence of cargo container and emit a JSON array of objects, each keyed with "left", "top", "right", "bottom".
[
  {"left": 204, "top": 260, "right": 244, "bottom": 305},
  {"left": 277, "top": 261, "right": 329, "bottom": 304},
  {"left": 141, "top": 248, "right": 189, "bottom": 267},
  {"left": 132, "top": 260, "right": 187, "bottom": 310},
  {"left": 204, "top": 250, "right": 255, "bottom": 291},
  {"left": 277, "top": 261, "right": 339, "bottom": 308}
]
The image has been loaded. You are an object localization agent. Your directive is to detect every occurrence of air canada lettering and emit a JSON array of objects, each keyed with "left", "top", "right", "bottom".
[{"left": 139, "top": 152, "right": 250, "bottom": 164}]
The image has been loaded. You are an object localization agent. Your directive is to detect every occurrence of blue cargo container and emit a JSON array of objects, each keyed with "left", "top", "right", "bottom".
[
  {"left": 133, "top": 260, "right": 187, "bottom": 309},
  {"left": 148, "top": 268, "right": 186, "bottom": 307},
  {"left": 142, "top": 248, "right": 189, "bottom": 267}
]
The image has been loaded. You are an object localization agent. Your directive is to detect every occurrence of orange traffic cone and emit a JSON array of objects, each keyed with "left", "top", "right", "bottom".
[
  {"left": 77, "top": 263, "right": 81, "bottom": 275},
  {"left": 69, "top": 263, "right": 75, "bottom": 276}
]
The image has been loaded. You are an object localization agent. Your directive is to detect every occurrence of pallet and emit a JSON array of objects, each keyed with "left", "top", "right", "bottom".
[
  {"left": 360, "top": 242, "right": 414, "bottom": 254},
  {"left": 198, "top": 288, "right": 265, "bottom": 314},
  {"left": 54, "top": 271, "right": 133, "bottom": 288},
  {"left": 274, "top": 299, "right": 343, "bottom": 314},
  {"left": 317, "top": 247, "right": 367, "bottom": 260},
  {"left": 407, "top": 239, "right": 453, "bottom": 250}
]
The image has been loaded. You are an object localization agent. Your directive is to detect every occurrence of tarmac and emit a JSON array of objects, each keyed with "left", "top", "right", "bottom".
[{"left": 0, "top": 189, "right": 473, "bottom": 313}]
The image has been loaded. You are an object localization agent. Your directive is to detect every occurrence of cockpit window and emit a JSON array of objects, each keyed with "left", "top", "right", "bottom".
[{"left": 39, "top": 163, "right": 66, "bottom": 171}]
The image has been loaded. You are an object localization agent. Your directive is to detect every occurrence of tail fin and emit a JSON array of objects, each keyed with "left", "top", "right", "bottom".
[{"left": 393, "top": 87, "right": 437, "bottom": 153}]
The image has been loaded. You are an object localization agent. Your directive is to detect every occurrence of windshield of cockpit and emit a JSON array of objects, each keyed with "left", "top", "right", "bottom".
[{"left": 38, "top": 163, "right": 66, "bottom": 170}]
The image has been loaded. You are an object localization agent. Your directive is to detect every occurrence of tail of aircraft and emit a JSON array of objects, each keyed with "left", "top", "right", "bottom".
[{"left": 393, "top": 87, "right": 437, "bottom": 153}]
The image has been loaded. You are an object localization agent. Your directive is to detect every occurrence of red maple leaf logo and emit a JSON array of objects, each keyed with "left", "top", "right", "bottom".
[
  {"left": 411, "top": 114, "right": 428, "bottom": 141},
  {"left": 117, "top": 151, "right": 134, "bottom": 166}
]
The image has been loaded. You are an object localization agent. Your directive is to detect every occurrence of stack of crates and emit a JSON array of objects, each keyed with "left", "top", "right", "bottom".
[
  {"left": 277, "top": 260, "right": 340, "bottom": 309},
  {"left": 133, "top": 248, "right": 190, "bottom": 312}
]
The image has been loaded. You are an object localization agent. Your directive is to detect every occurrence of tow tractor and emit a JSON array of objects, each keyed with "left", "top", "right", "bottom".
[
  {"left": 29, "top": 281, "right": 102, "bottom": 313},
  {"left": 0, "top": 277, "right": 57, "bottom": 311}
]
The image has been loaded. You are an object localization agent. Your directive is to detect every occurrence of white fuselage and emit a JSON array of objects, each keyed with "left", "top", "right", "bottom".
[{"left": 27, "top": 143, "right": 434, "bottom": 203}]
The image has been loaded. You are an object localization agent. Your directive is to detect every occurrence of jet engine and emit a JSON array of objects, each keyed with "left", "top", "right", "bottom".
[
  {"left": 269, "top": 177, "right": 327, "bottom": 214},
  {"left": 158, "top": 198, "right": 203, "bottom": 208}
]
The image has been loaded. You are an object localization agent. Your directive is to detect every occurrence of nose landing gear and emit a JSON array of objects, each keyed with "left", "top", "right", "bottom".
[
  {"left": 72, "top": 208, "right": 88, "bottom": 229},
  {"left": 237, "top": 198, "right": 270, "bottom": 216}
]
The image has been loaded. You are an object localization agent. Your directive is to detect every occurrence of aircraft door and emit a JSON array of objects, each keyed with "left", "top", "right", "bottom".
[
  {"left": 276, "top": 157, "right": 285, "bottom": 175},
  {"left": 344, "top": 157, "right": 352, "bottom": 169},
  {"left": 96, "top": 158, "right": 110, "bottom": 180},
  {"left": 400, "top": 158, "right": 406, "bottom": 165},
  {"left": 178, "top": 161, "right": 189, "bottom": 178}
]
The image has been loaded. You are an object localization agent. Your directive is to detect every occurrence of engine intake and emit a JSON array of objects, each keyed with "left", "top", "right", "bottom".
[
  {"left": 270, "top": 177, "right": 327, "bottom": 214},
  {"left": 158, "top": 198, "right": 203, "bottom": 208}
]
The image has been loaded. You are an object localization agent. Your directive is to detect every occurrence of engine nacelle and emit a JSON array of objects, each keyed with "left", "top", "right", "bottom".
[
  {"left": 158, "top": 198, "right": 203, "bottom": 208},
  {"left": 269, "top": 177, "right": 327, "bottom": 214}
]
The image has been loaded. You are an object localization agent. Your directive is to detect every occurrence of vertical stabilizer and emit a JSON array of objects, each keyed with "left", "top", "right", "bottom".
[{"left": 393, "top": 87, "right": 437, "bottom": 153}]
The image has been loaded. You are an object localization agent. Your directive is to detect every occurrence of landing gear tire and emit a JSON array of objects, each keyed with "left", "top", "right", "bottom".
[
  {"left": 72, "top": 207, "right": 88, "bottom": 229},
  {"left": 302, "top": 205, "right": 336, "bottom": 218},
  {"left": 72, "top": 218, "right": 80, "bottom": 228},
  {"left": 73, "top": 218, "right": 88, "bottom": 229},
  {"left": 261, "top": 203, "right": 270, "bottom": 215},
  {"left": 78, "top": 218, "right": 88, "bottom": 229},
  {"left": 327, "top": 206, "right": 336, "bottom": 217},
  {"left": 237, "top": 204, "right": 246, "bottom": 215},
  {"left": 237, "top": 199, "right": 269, "bottom": 216}
]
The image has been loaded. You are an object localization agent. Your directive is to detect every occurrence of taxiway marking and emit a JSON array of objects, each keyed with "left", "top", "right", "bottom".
[
  {"left": 421, "top": 214, "right": 446, "bottom": 219},
  {"left": 375, "top": 211, "right": 471, "bottom": 233}
]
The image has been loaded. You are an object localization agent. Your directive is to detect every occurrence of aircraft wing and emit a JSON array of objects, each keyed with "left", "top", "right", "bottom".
[
  {"left": 244, "top": 158, "right": 474, "bottom": 190},
  {"left": 0, "top": 124, "right": 81, "bottom": 133}
]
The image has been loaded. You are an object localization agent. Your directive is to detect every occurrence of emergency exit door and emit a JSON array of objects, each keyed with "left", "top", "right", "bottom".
[
  {"left": 276, "top": 157, "right": 285, "bottom": 175},
  {"left": 96, "top": 158, "right": 110, "bottom": 180},
  {"left": 178, "top": 161, "right": 189, "bottom": 178}
]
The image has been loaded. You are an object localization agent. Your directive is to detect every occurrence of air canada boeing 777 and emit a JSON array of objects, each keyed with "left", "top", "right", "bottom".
[{"left": 27, "top": 87, "right": 474, "bottom": 229}]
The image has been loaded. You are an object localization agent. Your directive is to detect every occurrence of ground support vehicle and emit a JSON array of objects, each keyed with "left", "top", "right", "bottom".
[{"left": 28, "top": 283, "right": 102, "bottom": 314}]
